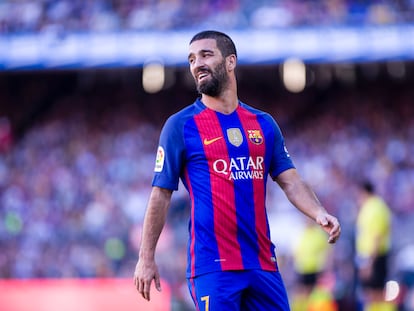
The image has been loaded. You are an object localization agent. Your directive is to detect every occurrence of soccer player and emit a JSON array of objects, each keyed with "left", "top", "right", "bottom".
[{"left": 134, "top": 30, "right": 341, "bottom": 310}]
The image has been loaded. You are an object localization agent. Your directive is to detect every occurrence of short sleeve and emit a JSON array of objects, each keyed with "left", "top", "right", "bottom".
[{"left": 151, "top": 114, "right": 186, "bottom": 191}]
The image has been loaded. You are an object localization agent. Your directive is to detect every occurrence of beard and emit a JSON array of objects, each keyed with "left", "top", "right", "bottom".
[{"left": 196, "top": 60, "right": 228, "bottom": 97}]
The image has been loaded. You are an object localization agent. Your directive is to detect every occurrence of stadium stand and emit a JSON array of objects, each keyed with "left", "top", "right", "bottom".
[{"left": 0, "top": 0, "right": 413, "bottom": 34}]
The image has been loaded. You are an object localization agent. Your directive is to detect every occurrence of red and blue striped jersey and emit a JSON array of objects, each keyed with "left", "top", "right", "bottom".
[{"left": 152, "top": 99, "right": 295, "bottom": 278}]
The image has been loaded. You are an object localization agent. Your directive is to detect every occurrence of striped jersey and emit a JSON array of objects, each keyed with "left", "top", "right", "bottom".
[{"left": 152, "top": 98, "right": 295, "bottom": 278}]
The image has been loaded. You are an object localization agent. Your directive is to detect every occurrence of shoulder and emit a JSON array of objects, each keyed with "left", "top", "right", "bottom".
[
  {"left": 238, "top": 101, "right": 283, "bottom": 136},
  {"left": 163, "top": 101, "right": 204, "bottom": 131},
  {"left": 361, "top": 196, "right": 391, "bottom": 220},
  {"left": 239, "top": 101, "right": 277, "bottom": 123},
  {"left": 239, "top": 101, "right": 269, "bottom": 116}
]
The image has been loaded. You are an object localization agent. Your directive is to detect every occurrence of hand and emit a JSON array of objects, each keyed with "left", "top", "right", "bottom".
[
  {"left": 316, "top": 213, "right": 341, "bottom": 244},
  {"left": 133, "top": 258, "right": 162, "bottom": 301}
]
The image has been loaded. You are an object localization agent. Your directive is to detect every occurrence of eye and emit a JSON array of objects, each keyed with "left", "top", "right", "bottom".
[{"left": 203, "top": 52, "right": 213, "bottom": 58}]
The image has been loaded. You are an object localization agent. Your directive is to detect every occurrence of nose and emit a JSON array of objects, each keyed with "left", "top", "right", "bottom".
[{"left": 192, "top": 56, "right": 205, "bottom": 70}]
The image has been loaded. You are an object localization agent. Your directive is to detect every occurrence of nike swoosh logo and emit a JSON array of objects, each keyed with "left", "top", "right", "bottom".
[{"left": 203, "top": 137, "right": 223, "bottom": 145}]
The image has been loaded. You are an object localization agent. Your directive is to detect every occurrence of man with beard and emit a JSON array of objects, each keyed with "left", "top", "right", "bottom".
[{"left": 134, "top": 30, "right": 341, "bottom": 311}]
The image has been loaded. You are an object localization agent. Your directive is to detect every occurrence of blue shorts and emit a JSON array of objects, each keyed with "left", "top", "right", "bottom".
[{"left": 187, "top": 270, "right": 290, "bottom": 311}]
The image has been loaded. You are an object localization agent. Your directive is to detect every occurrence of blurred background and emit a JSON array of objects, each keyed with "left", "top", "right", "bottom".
[{"left": 1, "top": 0, "right": 414, "bottom": 310}]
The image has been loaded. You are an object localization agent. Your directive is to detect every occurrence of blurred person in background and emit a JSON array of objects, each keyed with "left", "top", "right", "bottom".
[
  {"left": 133, "top": 30, "right": 341, "bottom": 310},
  {"left": 291, "top": 217, "right": 335, "bottom": 311},
  {"left": 355, "top": 180, "right": 395, "bottom": 311}
]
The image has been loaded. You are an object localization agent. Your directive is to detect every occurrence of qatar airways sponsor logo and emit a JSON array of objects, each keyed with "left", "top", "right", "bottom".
[{"left": 213, "top": 156, "right": 264, "bottom": 180}]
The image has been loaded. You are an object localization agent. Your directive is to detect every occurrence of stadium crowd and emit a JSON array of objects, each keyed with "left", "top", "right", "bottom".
[
  {"left": 0, "top": 0, "right": 414, "bottom": 34},
  {"left": 0, "top": 66, "right": 414, "bottom": 310}
]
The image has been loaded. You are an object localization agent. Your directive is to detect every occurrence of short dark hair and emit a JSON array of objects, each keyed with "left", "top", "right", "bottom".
[
  {"left": 190, "top": 30, "right": 237, "bottom": 58},
  {"left": 361, "top": 180, "right": 375, "bottom": 194}
]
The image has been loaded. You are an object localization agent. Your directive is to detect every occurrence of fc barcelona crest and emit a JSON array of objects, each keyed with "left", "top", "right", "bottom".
[
  {"left": 248, "top": 130, "right": 263, "bottom": 145},
  {"left": 227, "top": 128, "right": 243, "bottom": 147}
]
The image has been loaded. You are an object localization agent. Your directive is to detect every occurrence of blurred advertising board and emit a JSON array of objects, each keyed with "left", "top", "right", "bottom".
[
  {"left": 0, "top": 278, "right": 171, "bottom": 311},
  {"left": 1, "top": 27, "right": 414, "bottom": 70}
]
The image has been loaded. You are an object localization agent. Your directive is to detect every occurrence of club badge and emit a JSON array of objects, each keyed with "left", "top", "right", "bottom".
[{"left": 248, "top": 129, "right": 263, "bottom": 145}]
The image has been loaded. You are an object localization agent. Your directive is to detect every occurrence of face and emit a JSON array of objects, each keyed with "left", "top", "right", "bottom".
[{"left": 188, "top": 38, "right": 229, "bottom": 97}]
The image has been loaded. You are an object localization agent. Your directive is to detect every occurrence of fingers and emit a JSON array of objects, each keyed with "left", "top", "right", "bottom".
[
  {"left": 327, "top": 216, "right": 341, "bottom": 244},
  {"left": 328, "top": 234, "right": 339, "bottom": 244},
  {"left": 135, "top": 277, "right": 152, "bottom": 301},
  {"left": 143, "top": 278, "right": 152, "bottom": 301},
  {"left": 133, "top": 270, "right": 161, "bottom": 301},
  {"left": 318, "top": 214, "right": 341, "bottom": 244},
  {"left": 316, "top": 213, "right": 330, "bottom": 227},
  {"left": 155, "top": 277, "right": 162, "bottom": 292},
  {"left": 319, "top": 217, "right": 328, "bottom": 227}
]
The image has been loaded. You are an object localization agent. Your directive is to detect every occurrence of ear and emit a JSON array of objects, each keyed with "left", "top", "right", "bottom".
[{"left": 227, "top": 55, "right": 237, "bottom": 71}]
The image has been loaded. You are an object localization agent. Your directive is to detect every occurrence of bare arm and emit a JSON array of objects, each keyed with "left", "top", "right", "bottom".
[
  {"left": 134, "top": 186, "right": 173, "bottom": 301},
  {"left": 275, "top": 168, "right": 341, "bottom": 244}
]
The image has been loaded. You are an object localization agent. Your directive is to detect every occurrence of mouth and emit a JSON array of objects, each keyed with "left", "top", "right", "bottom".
[{"left": 197, "top": 70, "right": 210, "bottom": 82}]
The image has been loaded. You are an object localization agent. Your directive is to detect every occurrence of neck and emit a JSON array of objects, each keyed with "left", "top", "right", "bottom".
[{"left": 201, "top": 81, "right": 238, "bottom": 114}]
